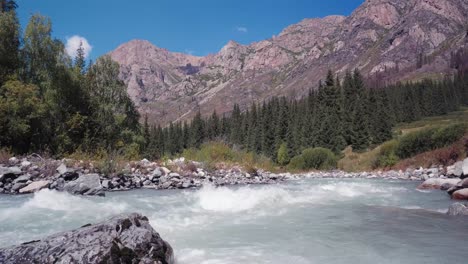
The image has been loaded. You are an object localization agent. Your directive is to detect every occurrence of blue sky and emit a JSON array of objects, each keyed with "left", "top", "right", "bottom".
[{"left": 16, "top": 0, "right": 364, "bottom": 60}]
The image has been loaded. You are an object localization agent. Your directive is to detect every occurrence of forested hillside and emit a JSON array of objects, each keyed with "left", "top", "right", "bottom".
[{"left": 145, "top": 68, "right": 468, "bottom": 165}]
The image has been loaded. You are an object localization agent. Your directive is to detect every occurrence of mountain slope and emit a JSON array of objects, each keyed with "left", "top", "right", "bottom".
[{"left": 110, "top": 0, "right": 468, "bottom": 124}]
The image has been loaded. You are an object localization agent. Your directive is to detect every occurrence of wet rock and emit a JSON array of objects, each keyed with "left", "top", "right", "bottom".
[
  {"left": 19, "top": 181, "right": 50, "bottom": 194},
  {"left": 417, "top": 178, "right": 461, "bottom": 190},
  {"left": 64, "top": 174, "right": 104, "bottom": 196},
  {"left": 447, "top": 185, "right": 463, "bottom": 196},
  {"left": 0, "top": 213, "right": 174, "bottom": 264},
  {"left": 452, "top": 188, "right": 468, "bottom": 200},
  {"left": 440, "top": 182, "right": 454, "bottom": 191},
  {"left": 447, "top": 203, "right": 468, "bottom": 216}
]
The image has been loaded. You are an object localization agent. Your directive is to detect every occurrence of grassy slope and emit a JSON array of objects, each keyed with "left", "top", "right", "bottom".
[{"left": 338, "top": 107, "right": 468, "bottom": 172}]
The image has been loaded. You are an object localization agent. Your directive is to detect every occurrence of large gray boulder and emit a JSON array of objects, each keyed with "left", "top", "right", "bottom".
[
  {"left": 447, "top": 203, "right": 468, "bottom": 216},
  {"left": 447, "top": 161, "right": 463, "bottom": 177},
  {"left": 0, "top": 213, "right": 174, "bottom": 264},
  {"left": 64, "top": 174, "right": 105, "bottom": 196}
]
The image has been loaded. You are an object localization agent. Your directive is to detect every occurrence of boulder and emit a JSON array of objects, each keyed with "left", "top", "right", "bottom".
[
  {"left": 12, "top": 174, "right": 31, "bottom": 184},
  {"left": 440, "top": 183, "right": 454, "bottom": 191},
  {"left": 160, "top": 167, "right": 170, "bottom": 175},
  {"left": 447, "top": 203, "right": 468, "bottom": 216},
  {"left": 62, "top": 171, "right": 79, "bottom": 181},
  {"left": 64, "top": 174, "right": 105, "bottom": 196},
  {"left": 11, "top": 182, "right": 27, "bottom": 192},
  {"left": 417, "top": 178, "right": 461, "bottom": 190},
  {"left": 19, "top": 180, "right": 50, "bottom": 194},
  {"left": 0, "top": 213, "right": 174, "bottom": 264},
  {"left": 447, "top": 185, "right": 463, "bottom": 195},
  {"left": 101, "top": 179, "right": 110, "bottom": 189},
  {"left": 56, "top": 163, "right": 67, "bottom": 175},
  {"left": 20, "top": 161, "right": 31, "bottom": 168},
  {"left": 447, "top": 161, "right": 463, "bottom": 177},
  {"left": 452, "top": 188, "right": 468, "bottom": 200},
  {"left": 463, "top": 158, "right": 468, "bottom": 178}
]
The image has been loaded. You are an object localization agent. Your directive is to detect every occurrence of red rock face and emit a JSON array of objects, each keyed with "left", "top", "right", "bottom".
[{"left": 109, "top": 0, "right": 468, "bottom": 125}]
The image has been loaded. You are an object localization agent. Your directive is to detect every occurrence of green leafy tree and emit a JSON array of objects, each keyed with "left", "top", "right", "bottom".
[
  {"left": 0, "top": 3, "right": 20, "bottom": 85},
  {"left": 0, "top": 80, "right": 44, "bottom": 153},
  {"left": 277, "top": 142, "right": 290, "bottom": 166}
]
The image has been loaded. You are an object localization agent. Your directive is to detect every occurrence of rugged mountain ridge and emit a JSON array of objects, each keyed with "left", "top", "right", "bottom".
[{"left": 110, "top": 0, "right": 468, "bottom": 124}]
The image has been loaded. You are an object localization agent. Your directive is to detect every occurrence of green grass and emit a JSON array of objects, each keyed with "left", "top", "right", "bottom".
[{"left": 394, "top": 107, "right": 468, "bottom": 135}]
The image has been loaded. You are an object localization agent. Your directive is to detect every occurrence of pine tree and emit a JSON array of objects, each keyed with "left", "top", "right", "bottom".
[{"left": 75, "top": 41, "right": 86, "bottom": 74}]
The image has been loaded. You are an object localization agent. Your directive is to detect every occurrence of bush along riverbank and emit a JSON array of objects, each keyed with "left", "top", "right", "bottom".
[{"left": 0, "top": 154, "right": 465, "bottom": 196}]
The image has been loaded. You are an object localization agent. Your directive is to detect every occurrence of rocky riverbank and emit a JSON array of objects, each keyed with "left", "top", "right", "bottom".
[
  {"left": 0, "top": 155, "right": 427, "bottom": 196},
  {"left": 1, "top": 155, "right": 467, "bottom": 197},
  {"left": 0, "top": 213, "right": 174, "bottom": 264}
]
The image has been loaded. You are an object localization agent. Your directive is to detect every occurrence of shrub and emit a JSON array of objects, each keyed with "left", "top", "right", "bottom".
[
  {"left": 373, "top": 140, "right": 400, "bottom": 168},
  {"left": 181, "top": 141, "right": 276, "bottom": 172},
  {"left": 396, "top": 128, "right": 435, "bottom": 159},
  {"left": 396, "top": 124, "right": 467, "bottom": 159},
  {"left": 431, "top": 123, "right": 467, "bottom": 148},
  {"left": 0, "top": 148, "right": 12, "bottom": 165},
  {"left": 277, "top": 142, "right": 290, "bottom": 166},
  {"left": 287, "top": 155, "right": 306, "bottom": 170},
  {"left": 288, "top": 147, "right": 337, "bottom": 171}
]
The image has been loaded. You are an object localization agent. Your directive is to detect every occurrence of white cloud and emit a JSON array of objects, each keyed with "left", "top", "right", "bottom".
[
  {"left": 65, "top": 35, "right": 92, "bottom": 59},
  {"left": 236, "top": 26, "right": 248, "bottom": 33}
]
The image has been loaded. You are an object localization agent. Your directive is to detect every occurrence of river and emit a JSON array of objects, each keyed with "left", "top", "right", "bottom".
[{"left": 0, "top": 178, "right": 467, "bottom": 263}]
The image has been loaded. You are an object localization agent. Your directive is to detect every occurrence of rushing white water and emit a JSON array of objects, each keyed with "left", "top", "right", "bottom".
[{"left": 0, "top": 178, "right": 467, "bottom": 264}]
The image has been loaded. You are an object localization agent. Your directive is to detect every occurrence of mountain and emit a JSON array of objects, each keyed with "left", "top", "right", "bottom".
[{"left": 109, "top": 0, "right": 468, "bottom": 124}]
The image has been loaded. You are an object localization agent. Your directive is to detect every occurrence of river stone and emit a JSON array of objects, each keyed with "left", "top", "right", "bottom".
[
  {"left": 0, "top": 213, "right": 174, "bottom": 264},
  {"left": 102, "top": 179, "right": 110, "bottom": 189},
  {"left": 56, "top": 163, "right": 67, "bottom": 175},
  {"left": 64, "top": 174, "right": 104, "bottom": 196},
  {"left": 417, "top": 178, "right": 461, "bottom": 190},
  {"left": 20, "top": 161, "right": 31, "bottom": 168},
  {"left": 11, "top": 182, "right": 27, "bottom": 192},
  {"left": 160, "top": 167, "right": 170, "bottom": 175},
  {"left": 463, "top": 158, "right": 468, "bottom": 178},
  {"left": 12, "top": 174, "right": 31, "bottom": 184},
  {"left": 452, "top": 188, "right": 468, "bottom": 200},
  {"left": 447, "top": 203, "right": 468, "bottom": 216},
  {"left": 19, "top": 180, "right": 50, "bottom": 194},
  {"left": 447, "top": 161, "right": 463, "bottom": 177}
]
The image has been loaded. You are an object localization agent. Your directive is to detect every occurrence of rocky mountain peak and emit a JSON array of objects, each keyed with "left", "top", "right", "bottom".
[{"left": 110, "top": 0, "right": 468, "bottom": 125}]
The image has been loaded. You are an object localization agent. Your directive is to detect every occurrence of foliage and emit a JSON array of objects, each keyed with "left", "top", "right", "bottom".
[
  {"left": 0, "top": 4, "right": 142, "bottom": 157},
  {"left": 288, "top": 147, "right": 337, "bottom": 171},
  {"left": 396, "top": 124, "right": 467, "bottom": 159},
  {"left": 373, "top": 140, "right": 400, "bottom": 168},
  {"left": 277, "top": 142, "right": 290, "bottom": 166},
  {"left": 181, "top": 141, "right": 276, "bottom": 172}
]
